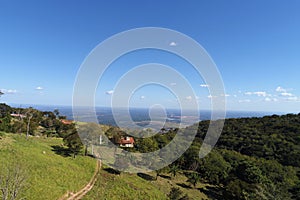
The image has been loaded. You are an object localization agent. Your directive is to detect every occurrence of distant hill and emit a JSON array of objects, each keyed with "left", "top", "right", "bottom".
[
  {"left": 9, "top": 104, "right": 278, "bottom": 126},
  {"left": 195, "top": 113, "right": 300, "bottom": 167}
]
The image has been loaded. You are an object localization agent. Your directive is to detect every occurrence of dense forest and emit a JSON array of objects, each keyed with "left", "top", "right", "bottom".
[
  {"left": 183, "top": 114, "right": 300, "bottom": 199},
  {"left": 177, "top": 114, "right": 300, "bottom": 199}
]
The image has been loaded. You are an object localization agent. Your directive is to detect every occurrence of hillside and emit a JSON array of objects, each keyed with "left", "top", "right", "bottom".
[
  {"left": 196, "top": 113, "right": 300, "bottom": 167},
  {"left": 83, "top": 165, "right": 210, "bottom": 200},
  {"left": 0, "top": 133, "right": 96, "bottom": 200},
  {"left": 1, "top": 104, "right": 300, "bottom": 200}
]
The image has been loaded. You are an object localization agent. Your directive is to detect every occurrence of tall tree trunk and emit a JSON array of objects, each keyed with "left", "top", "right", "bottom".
[
  {"left": 84, "top": 145, "right": 88, "bottom": 156},
  {"left": 26, "top": 115, "right": 32, "bottom": 140}
]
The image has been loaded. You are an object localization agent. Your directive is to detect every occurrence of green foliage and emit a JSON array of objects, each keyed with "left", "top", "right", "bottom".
[
  {"left": 135, "top": 137, "right": 159, "bottom": 153},
  {"left": 186, "top": 172, "right": 200, "bottom": 188},
  {"left": 202, "top": 114, "right": 300, "bottom": 167},
  {"left": 236, "top": 161, "right": 263, "bottom": 184},
  {"left": 63, "top": 131, "right": 83, "bottom": 158},
  {"left": 169, "top": 165, "right": 179, "bottom": 178},
  {"left": 0, "top": 104, "right": 78, "bottom": 140},
  {"left": 170, "top": 112, "right": 300, "bottom": 199},
  {"left": 198, "top": 150, "right": 232, "bottom": 185},
  {"left": 290, "top": 182, "right": 300, "bottom": 200},
  {"left": 0, "top": 103, "right": 12, "bottom": 118},
  {"left": 224, "top": 179, "right": 254, "bottom": 200},
  {"left": 168, "top": 187, "right": 184, "bottom": 200},
  {"left": 0, "top": 104, "right": 12, "bottom": 132}
]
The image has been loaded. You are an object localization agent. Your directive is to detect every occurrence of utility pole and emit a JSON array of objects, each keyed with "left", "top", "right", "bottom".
[{"left": 99, "top": 135, "right": 103, "bottom": 145}]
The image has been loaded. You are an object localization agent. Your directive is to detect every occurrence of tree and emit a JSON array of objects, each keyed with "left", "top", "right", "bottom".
[
  {"left": 0, "top": 161, "right": 27, "bottom": 200},
  {"left": 169, "top": 165, "right": 179, "bottom": 179},
  {"left": 187, "top": 172, "right": 200, "bottom": 188},
  {"left": 182, "top": 146, "right": 200, "bottom": 170},
  {"left": 53, "top": 109, "right": 60, "bottom": 119},
  {"left": 168, "top": 187, "right": 183, "bottom": 200},
  {"left": 25, "top": 110, "right": 33, "bottom": 140},
  {"left": 198, "top": 150, "right": 232, "bottom": 185},
  {"left": 0, "top": 104, "right": 12, "bottom": 132},
  {"left": 135, "top": 137, "right": 159, "bottom": 153},
  {"left": 236, "top": 161, "right": 263, "bottom": 184},
  {"left": 63, "top": 131, "right": 83, "bottom": 158},
  {"left": 224, "top": 179, "right": 252, "bottom": 200},
  {"left": 77, "top": 123, "right": 102, "bottom": 156},
  {"left": 154, "top": 167, "right": 167, "bottom": 180}
]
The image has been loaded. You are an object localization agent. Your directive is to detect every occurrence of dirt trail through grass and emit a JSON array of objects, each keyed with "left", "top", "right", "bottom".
[{"left": 59, "top": 159, "right": 101, "bottom": 200}]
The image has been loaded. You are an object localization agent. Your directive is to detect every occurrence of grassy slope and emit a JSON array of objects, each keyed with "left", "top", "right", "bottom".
[
  {"left": 83, "top": 166, "right": 167, "bottom": 200},
  {"left": 83, "top": 166, "right": 209, "bottom": 200},
  {"left": 0, "top": 132, "right": 96, "bottom": 200},
  {"left": 150, "top": 172, "right": 210, "bottom": 200}
]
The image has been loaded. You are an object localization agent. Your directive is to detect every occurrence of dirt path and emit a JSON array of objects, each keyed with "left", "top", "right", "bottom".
[{"left": 59, "top": 159, "right": 101, "bottom": 200}]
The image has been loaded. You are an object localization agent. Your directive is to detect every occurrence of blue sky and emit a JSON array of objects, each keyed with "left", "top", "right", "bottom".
[{"left": 0, "top": 0, "right": 300, "bottom": 113}]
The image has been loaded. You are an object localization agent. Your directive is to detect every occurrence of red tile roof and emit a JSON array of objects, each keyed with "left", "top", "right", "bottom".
[
  {"left": 60, "top": 119, "right": 73, "bottom": 125},
  {"left": 118, "top": 137, "right": 135, "bottom": 145}
]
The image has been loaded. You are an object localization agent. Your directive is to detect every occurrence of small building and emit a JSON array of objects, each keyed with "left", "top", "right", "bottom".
[
  {"left": 117, "top": 136, "right": 135, "bottom": 148},
  {"left": 10, "top": 113, "right": 26, "bottom": 118},
  {"left": 60, "top": 119, "right": 73, "bottom": 125}
]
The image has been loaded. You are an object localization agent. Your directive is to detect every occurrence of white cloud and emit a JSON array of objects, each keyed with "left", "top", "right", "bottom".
[
  {"left": 280, "top": 92, "right": 293, "bottom": 97},
  {"left": 185, "top": 96, "right": 192, "bottom": 100},
  {"left": 200, "top": 84, "right": 209, "bottom": 88},
  {"left": 254, "top": 91, "right": 268, "bottom": 97},
  {"left": 264, "top": 97, "right": 278, "bottom": 102},
  {"left": 233, "top": 95, "right": 238, "bottom": 98},
  {"left": 286, "top": 97, "right": 299, "bottom": 102},
  {"left": 170, "top": 82, "right": 177, "bottom": 86},
  {"left": 105, "top": 90, "right": 114, "bottom": 95},
  {"left": 169, "top": 42, "right": 177, "bottom": 46},
  {"left": 245, "top": 91, "right": 269, "bottom": 97},
  {"left": 140, "top": 95, "right": 145, "bottom": 99},
  {"left": 238, "top": 99, "right": 251, "bottom": 103},
  {"left": 1, "top": 89, "right": 17, "bottom": 94},
  {"left": 35, "top": 86, "right": 43, "bottom": 90},
  {"left": 265, "top": 98, "right": 271, "bottom": 102},
  {"left": 276, "top": 86, "right": 287, "bottom": 93}
]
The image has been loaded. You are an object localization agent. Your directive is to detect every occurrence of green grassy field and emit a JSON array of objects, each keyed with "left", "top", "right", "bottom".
[
  {"left": 82, "top": 165, "right": 168, "bottom": 200},
  {"left": 149, "top": 172, "right": 210, "bottom": 200},
  {"left": 0, "top": 132, "right": 96, "bottom": 200},
  {"left": 83, "top": 165, "right": 209, "bottom": 200}
]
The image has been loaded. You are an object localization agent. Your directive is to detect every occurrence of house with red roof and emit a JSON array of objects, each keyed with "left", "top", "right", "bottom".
[
  {"left": 10, "top": 113, "right": 26, "bottom": 118},
  {"left": 60, "top": 119, "right": 73, "bottom": 125},
  {"left": 117, "top": 136, "right": 135, "bottom": 148}
]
